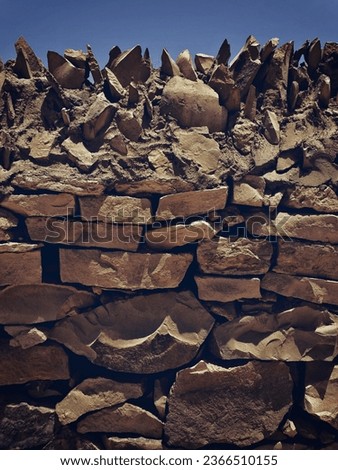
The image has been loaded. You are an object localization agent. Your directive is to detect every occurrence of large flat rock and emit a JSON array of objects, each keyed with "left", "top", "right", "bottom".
[
  {"left": 197, "top": 237, "right": 272, "bottom": 275},
  {"left": 49, "top": 291, "right": 214, "bottom": 373},
  {"left": 211, "top": 306, "right": 338, "bottom": 361},
  {"left": 0, "top": 342, "right": 70, "bottom": 385},
  {"left": 0, "top": 244, "right": 41, "bottom": 285},
  {"left": 165, "top": 361, "right": 292, "bottom": 448},
  {"left": 262, "top": 272, "right": 338, "bottom": 305},
  {"left": 283, "top": 186, "right": 338, "bottom": 213},
  {"left": 195, "top": 276, "right": 261, "bottom": 302},
  {"left": 0, "top": 283, "right": 96, "bottom": 324},
  {"left": 60, "top": 249, "right": 192, "bottom": 290},
  {"left": 274, "top": 239, "right": 338, "bottom": 280},
  {"left": 0, "top": 193, "right": 75, "bottom": 217}
]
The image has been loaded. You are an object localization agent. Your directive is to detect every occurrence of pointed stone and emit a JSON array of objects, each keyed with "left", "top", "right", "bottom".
[
  {"left": 116, "top": 109, "right": 142, "bottom": 141},
  {"left": 83, "top": 95, "right": 116, "bottom": 140},
  {"left": 86, "top": 45, "right": 103, "bottom": 85},
  {"left": 244, "top": 84, "right": 257, "bottom": 120},
  {"left": 106, "top": 45, "right": 122, "bottom": 69},
  {"left": 260, "top": 38, "right": 279, "bottom": 62},
  {"left": 78, "top": 403, "right": 163, "bottom": 438},
  {"left": 216, "top": 38, "right": 231, "bottom": 65},
  {"left": 56, "top": 378, "right": 144, "bottom": 425},
  {"left": 263, "top": 42, "right": 293, "bottom": 106},
  {"left": 263, "top": 110, "right": 280, "bottom": 145},
  {"left": 209, "top": 64, "right": 240, "bottom": 110},
  {"left": 165, "top": 361, "right": 292, "bottom": 448},
  {"left": 13, "top": 48, "right": 33, "bottom": 79},
  {"left": 195, "top": 276, "right": 261, "bottom": 302},
  {"left": 230, "top": 35, "right": 261, "bottom": 99},
  {"left": 288, "top": 80, "right": 299, "bottom": 111},
  {"left": 176, "top": 49, "right": 197, "bottom": 81},
  {"left": 14, "top": 37, "right": 44, "bottom": 74},
  {"left": 47, "top": 51, "right": 86, "bottom": 89},
  {"left": 103, "top": 67, "right": 125, "bottom": 101},
  {"left": 50, "top": 291, "right": 214, "bottom": 374},
  {"left": 195, "top": 53, "right": 214, "bottom": 74},
  {"left": 110, "top": 45, "right": 150, "bottom": 87},
  {"left": 307, "top": 38, "right": 321, "bottom": 71},
  {"left": 161, "top": 48, "right": 180, "bottom": 76}
]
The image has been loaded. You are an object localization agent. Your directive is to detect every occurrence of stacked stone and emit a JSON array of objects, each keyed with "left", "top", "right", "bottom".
[{"left": 0, "top": 35, "right": 337, "bottom": 450}]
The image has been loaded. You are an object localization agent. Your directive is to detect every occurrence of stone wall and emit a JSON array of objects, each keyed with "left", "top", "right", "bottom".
[{"left": 0, "top": 35, "right": 338, "bottom": 450}]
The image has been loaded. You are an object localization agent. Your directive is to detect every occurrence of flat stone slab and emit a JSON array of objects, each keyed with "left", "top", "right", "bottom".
[
  {"left": 195, "top": 276, "right": 261, "bottom": 302},
  {"left": 0, "top": 244, "right": 41, "bottom": 285},
  {"left": 0, "top": 193, "right": 75, "bottom": 217}
]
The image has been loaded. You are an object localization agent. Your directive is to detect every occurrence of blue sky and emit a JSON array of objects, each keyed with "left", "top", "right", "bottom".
[{"left": 0, "top": 0, "right": 337, "bottom": 67}]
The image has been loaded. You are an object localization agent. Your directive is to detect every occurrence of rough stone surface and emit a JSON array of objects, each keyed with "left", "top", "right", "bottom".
[
  {"left": 176, "top": 49, "right": 197, "bottom": 81},
  {"left": 232, "top": 175, "right": 265, "bottom": 206},
  {"left": 146, "top": 221, "right": 216, "bottom": 250},
  {"left": 283, "top": 186, "right": 338, "bottom": 213},
  {"left": 165, "top": 361, "right": 292, "bottom": 448},
  {"left": 197, "top": 237, "right": 272, "bottom": 275},
  {"left": 56, "top": 378, "right": 144, "bottom": 425},
  {"left": 156, "top": 187, "right": 228, "bottom": 220},
  {"left": 0, "top": 245, "right": 41, "bottom": 285},
  {"left": 211, "top": 306, "right": 338, "bottom": 361},
  {"left": 0, "top": 342, "right": 70, "bottom": 385},
  {"left": 104, "top": 436, "right": 163, "bottom": 450},
  {"left": 47, "top": 51, "right": 85, "bottom": 89},
  {"left": 60, "top": 249, "right": 192, "bottom": 290},
  {"left": 0, "top": 208, "right": 18, "bottom": 241},
  {"left": 50, "top": 291, "right": 214, "bottom": 373},
  {"left": 304, "top": 364, "right": 338, "bottom": 430},
  {"left": 0, "top": 194, "right": 75, "bottom": 217},
  {"left": 195, "top": 276, "right": 261, "bottom": 302},
  {"left": 62, "top": 138, "right": 98, "bottom": 172},
  {"left": 77, "top": 403, "right": 163, "bottom": 438},
  {"left": 161, "top": 76, "right": 228, "bottom": 132},
  {"left": 0, "top": 403, "right": 55, "bottom": 449}
]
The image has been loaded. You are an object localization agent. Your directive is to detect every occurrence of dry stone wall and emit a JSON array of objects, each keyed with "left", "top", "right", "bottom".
[{"left": 0, "top": 35, "right": 338, "bottom": 449}]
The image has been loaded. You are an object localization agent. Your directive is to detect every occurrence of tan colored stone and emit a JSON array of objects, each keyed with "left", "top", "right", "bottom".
[
  {"left": 56, "top": 378, "right": 144, "bottom": 425},
  {"left": 86, "top": 45, "right": 103, "bottom": 85},
  {"left": 0, "top": 403, "right": 55, "bottom": 450},
  {"left": 262, "top": 272, "right": 338, "bottom": 305},
  {"left": 0, "top": 283, "right": 95, "bottom": 325},
  {"left": 161, "top": 48, "right": 180, "bottom": 76},
  {"left": 0, "top": 208, "right": 18, "bottom": 241},
  {"left": 211, "top": 306, "right": 338, "bottom": 362},
  {"left": 263, "top": 110, "right": 280, "bottom": 145},
  {"left": 79, "top": 195, "right": 152, "bottom": 224},
  {"left": 26, "top": 217, "right": 141, "bottom": 251},
  {"left": 165, "top": 361, "right": 292, "bottom": 448},
  {"left": 318, "top": 74, "right": 331, "bottom": 108},
  {"left": 64, "top": 49, "right": 87, "bottom": 68},
  {"left": 252, "top": 134, "right": 279, "bottom": 169},
  {"left": 216, "top": 38, "right": 231, "bottom": 65},
  {"left": 244, "top": 84, "right": 257, "bottom": 120},
  {"left": 62, "top": 137, "right": 98, "bottom": 172},
  {"left": 115, "top": 178, "right": 194, "bottom": 196},
  {"left": 274, "top": 239, "right": 338, "bottom": 280},
  {"left": 195, "top": 276, "right": 261, "bottom": 302},
  {"left": 47, "top": 51, "right": 86, "bottom": 89},
  {"left": 0, "top": 244, "right": 41, "bottom": 286},
  {"left": 0, "top": 342, "right": 70, "bottom": 385},
  {"left": 110, "top": 45, "right": 150, "bottom": 87},
  {"left": 304, "top": 363, "right": 338, "bottom": 430},
  {"left": 14, "top": 37, "right": 44, "bottom": 74},
  {"left": 173, "top": 129, "right": 221, "bottom": 173},
  {"left": 161, "top": 76, "right": 228, "bottom": 133},
  {"left": 176, "top": 49, "right": 197, "bottom": 81},
  {"left": 103, "top": 67, "right": 125, "bottom": 101},
  {"left": 154, "top": 377, "right": 171, "bottom": 420},
  {"left": 29, "top": 131, "right": 57, "bottom": 162},
  {"left": 146, "top": 221, "right": 216, "bottom": 250},
  {"left": 0, "top": 242, "right": 40, "bottom": 253},
  {"left": 231, "top": 118, "right": 257, "bottom": 155},
  {"left": 0, "top": 193, "right": 75, "bottom": 217},
  {"left": 263, "top": 42, "right": 293, "bottom": 106},
  {"left": 78, "top": 403, "right": 163, "bottom": 438},
  {"left": 260, "top": 38, "right": 279, "bottom": 62},
  {"left": 116, "top": 109, "right": 142, "bottom": 141},
  {"left": 50, "top": 291, "right": 214, "bottom": 373},
  {"left": 83, "top": 95, "right": 116, "bottom": 141},
  {"left": 105, "top": 128, "right": 128, "bottom": 155},
  {"left": 156, "top": 187, "right": 228, "bottom": 220},
  {"left": 232, "top": 175, "right": 265, "bottom": 206},
  {"left": 194, "top": 53, "right": 214, "bottom": 74},
  {"left": 104, "top": 436, "right": 163, "bottom": 450},
  {"left": 283, "top": 186, "right": 338, "bottom": 213},
  {"left": 8, "top": 327, "right": 47, "bottom": 349},
  {"left": 209, "top": 64, "right": 240, "bottom": 111},
  {"left": 197, "top": 237, "right": 272, "bottom": 275}
]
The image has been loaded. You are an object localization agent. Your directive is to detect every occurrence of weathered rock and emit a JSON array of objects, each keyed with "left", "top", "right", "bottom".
[
  {"left": 156, "top": 187, "right": 228, "bottom": 220},
  {"left": 7, "top": 326, "right": 47, "bottom": 349},
  {"left": 283, "top": 186, "right": 338, "bottom": 213},
  {"left": 263, "top": 110, "right": 280, "bottom": 145},
  {"left": 86, "top": 44, "right": 103, "bottom": 85},
  {"left": 209, "top": 64, "right": 239, "bottom": 109},
  {"left": 154, "top": 377, "right": 172, "bottom": 419},
  {"left": 116, "top": 109, "right": 142, "bottom": 141},
  {"left": 0, "top": 244, "right": 41, "bottom": 285},
  {"left": 105, "top": 45, "right": 122, "bottom": 69},
  {"left": 105, "top": 127, "right": 128, "bottom": 154},
  {"left": 263, "top": 42, "right": 293, "bottom": 107},
  {"left": 172, "top": 129, "right": 221, "bottom": 173},
  {"left": 146, "top": 221, "right": 216, "bottom": 250},
  {"left": 318, "top": 74, "right": 331, "bottom": 108},
  {"left": 104, "top": 436, "right": 163, "bottom": 450},
  {"left": 195, "top": 276, "right": 261, "bottom": 302},
  {"left": 176, "top": 49, "right": 197, "bottom": 81},
  {"left": 244, "top": 84, "right": 257, "bottom": 120},
  {"left": 13, "top": 47, "right": 33, "bottom": 78},
  {"left": 161, "top": 49, "right": 180, "bottom": 77},
  {"left": 103, "top": 67, "right": 126, "bottom": 101},
  {"left": 29, "top": 131, "right": 57, "bottom": 162},
  {"left": 288, "top": 80, "right": 299, "bottom": 111},
  {"left": 304, "top": 363, "right": 338, "bottom": 430},
  {"left": 110, "top": 45, "right": 150, "bottom": 87},
  {"left": 0, "top": 208, "right": 18, "bottom": 241},
  {"left": 0, "top": 403, "right": 55, "bottom": 449},
  {"left": 232, "top": 118, "right": 257, "bottom": 154},
  {"left": 232, "top": 175, "right": 265, "bottom": 206},
  {"left": 262, "top": 272, "right": 338, "bottom": 305},
  {"left": 56, "top": 378, "right": 144, "bottom": 425},
  {"left": 260, "top": 37, "right": 279, "bottom": 62},
  {"left": 252, "top": 134, "right": 279, "bottom": 169},
  {"left": 78, "top": 403, "right": 163, "bottom": 438},
  {"left": 0, "top": 193, "right": 75, "bottom": 217},
  {"left": 14, "top": 37, "right": 44, "bottom": 75},
  {"left": 230, "top": 35, "right": 261, "bottom": 99},
  {"left": 47, "top": 51, "right": 86, "bottom": 89},
  {"left": 161, "top": 76, "right": 228, "bottom": 132},
  {"left": 79, "top": 195, "right": 152, "bottom": 224},
  {"left": 211, "top": 306, "right": 338, "bottom": 361},
  {"left": 195, "top": 53, "right": 214, "bottom": 74},
  {"left": 64, "top": 48, "right": 87, "bottom": 68},
  {"left": 165, "top": 361, "right": 292, "bottom": 448},
  {"left": 274, "top": 239, "right": 338, "bottom": 280},
  {"left": 0, "top": 342, "right": 69, "bottom": 385},
  {"left": 197, "top": 237, "right": 272, "bottom": 275},
  {"left": 60, "top": 249, "right": 192, "bottom": 290},
  {"left": 50, "top": 290, "right": 214, "bottom": 373},
  {"left": 83, "top": 95, "right": 116, "bottom": 140},
  {"left": 62, "top": 137, "right": 98, "bottom": 172},
  {"left": 0, "top": 283, "right": 95, "bottom": 324},
  {"left": 216, "top": 38, "right": 231, "bottom": 65}
]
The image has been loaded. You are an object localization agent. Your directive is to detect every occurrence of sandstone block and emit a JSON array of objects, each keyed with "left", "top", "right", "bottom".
[
  {"left": 232, "top": 175, "right": 265, "bottom": 206},
  {"left": 62, "top": 138, "right": 98, "bottom": 172},
  {"left": 161, "top": 76, "right": 228, "bottom": 133},
  {"left": 0, "top": 193, "right": 75, "bottom": 217},
  {"left": 156, "top": 187, "right": 228, "bottom": 220},
  {"left": 0, "top": 244, "right": 41, "bottom": 285},
  {"left": 283, "top": 186, "right": 338, "bottom": 213},
  {"left": 0, "top": 208, "right": 18, "bottom": 241},
  {"left": 146, "top": 221, "right": 216, "bottom": 250},
  {"left": 49, "top": 291, "right": 214, "bottom": 373},
  {"left": 197, "top": 237, "right": 272, "bottom": 275},
  {"left": 165, "top": 361, "right": 292, "bottom": 448},
  {"left": 60, "top": 249, "right": 192, "bottom": 290},
  {"left": 195, "top": 276, "right": 261, "bottom": 302}
]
